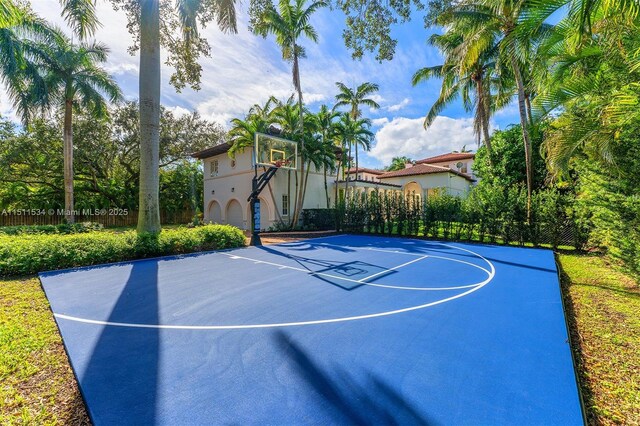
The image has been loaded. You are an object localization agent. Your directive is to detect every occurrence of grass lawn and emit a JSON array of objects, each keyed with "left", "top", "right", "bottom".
[
  {"left": 0, "top": 277, "right": 89, "bottom": 425},
  {"left": 559, "top": 254, "right": 640, "bottom": 425},
  {"left": 0, "top": 253, "right": 637, "bottom": 424}
]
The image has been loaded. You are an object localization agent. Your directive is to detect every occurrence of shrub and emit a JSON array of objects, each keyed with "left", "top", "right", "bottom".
[
  {"left": 336, "top": 183, "right": 588, "bottom": 249},
  {"left": 301, "top": 209, "right": 337, "bottom": 231},
  {"left": 0, "top": 224, "right": 245, "bottom": 276},
  {"left": 0, "top": 222, "right": 104, "bottom": 235}
]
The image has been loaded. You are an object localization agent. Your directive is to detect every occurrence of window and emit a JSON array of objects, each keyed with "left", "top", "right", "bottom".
[
  {"left": 456, "top": 161, "right": 468, "bottom": 174},
  {"left": 282, "top": 194, "right": 289, "bottom": 215},
  {"left": 210, "top": 159, "right": 219, "bottom": 177}
]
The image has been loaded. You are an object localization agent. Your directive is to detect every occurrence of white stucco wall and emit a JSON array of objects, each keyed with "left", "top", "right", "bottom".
[
  {"left": 430, "top": 158, "right": 477, "bottom": 181},
  {"left": 202, "top": 147, "right": 337, "bottom": 230},
  {"left": 379, "top": 172, "right": 472, "bottom": 199}
]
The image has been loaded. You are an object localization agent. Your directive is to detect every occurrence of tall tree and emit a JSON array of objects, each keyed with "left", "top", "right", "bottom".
[
  {"left": 310, "top": 104, "right": 339, "bottom": 207},
  {"left": 333, "top": 81, "right": 380, "bottom": 174},
  {"left": 333, "top": 113, "right": 373, "bottom": 198},
  {"left": 253, "top": 0, "right": 327, "bottom": 227},
  {"left": 532, "top": 2, "right": 640, "bottom": 176},
  {"left": 61, "top": 0, "right": 240, "bottom": 233},
  {"left": 38, "top": 35, "right": 123, "bottom": 223},
  {"left": 0, "top": 0, "right": 21, "bottom": 29},
  {"left": 436, "top": 0, "right": 549, "bottom": 219},
  {"left": 386, "top": 156, "right": 412, "bottom": 171},
  {"left": 137, "top": 0, "right": 162, "bottom": 233},
  {"left": 412, "top": 30, "right": 510, "bottom": 166},
  {"left": 0, "top": 4, "right": 60, "bottom": 124}
]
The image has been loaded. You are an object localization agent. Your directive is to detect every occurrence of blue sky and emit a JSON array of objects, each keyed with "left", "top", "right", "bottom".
[{"left": 0, "top": 1, "right": 522, "bottom": 168}]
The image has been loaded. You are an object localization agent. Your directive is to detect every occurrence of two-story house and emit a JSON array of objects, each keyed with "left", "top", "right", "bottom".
[
  {"left": 193, "top": 145, "right": 477, "bottom": 230},
  {"left": 192, "top": 143, "right": 338, "bottom": 230}
]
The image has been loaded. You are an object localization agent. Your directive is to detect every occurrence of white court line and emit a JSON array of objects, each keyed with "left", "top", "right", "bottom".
[
  {"left": 293, "top": 241, "right": 426, "bottom": 257},
  {"left": 223, "top": 252, "right": 485, "bottom": 291},
  {"left": 224, "top": 253, "right": 371, "bottom": 286},
  {"left": 52, "top": 240, "right": 496, "bottom": 330},
  {"left": 357, "top": 256, "right": 428, "bottom": 282}
]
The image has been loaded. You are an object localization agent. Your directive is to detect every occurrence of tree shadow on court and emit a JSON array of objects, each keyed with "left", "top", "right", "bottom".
[
  {"left": 80, "top": 260, "right": 160, "bottom": 424},
  {"left": 274, "top": 330, "right": 434, "bottom": 425},
  {"left": 257, "top": 245, "right": 400, "bottom": 290},
  {"left": 374, "top": 242, "right": 558, "bottom": 274},
  {"left": 277, "top": 240, "right": 356, "bottom": 253}
]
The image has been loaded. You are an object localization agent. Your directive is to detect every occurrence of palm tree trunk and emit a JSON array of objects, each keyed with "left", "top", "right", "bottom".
[
  {"left": 287, "top": 169, "right": 292, "bottom": 225},
  {"left": 63, "top": 99, "right": 74, "bottom": 223},
  {"left": 292, "top": 170, "right": 298, "bottom": 227},
  {"left": 525, "top": 93, "right": 534, "bottom": 126},
  {"left": 263, "top": 166, "right": 283, "bottom": 223},
  {"left": 345, "top": 140, "right": 352, "bottom": 200},
  {"left": 334, "top": 156, "right": 341, "bottom": 205},
  {"left": 475, "top": 78, "right": 493, "bottom": 167},
  {"left": 324, "top": 167, "right": 330, "bottom": 208},
  {"left": 355, "top": 141, "right": 359, "bottom": 178},
  {"left": 511, "top": 56, "right": 534, "bottom": 221},
  {"left": 290, "top": 50, "right": 306, "bottom": 228},
  {"left": 137, "top": 0, "right": 161, "bottom": 234},
  {"left": 301, "top": 160, "right": 311, "bottom": 211}
]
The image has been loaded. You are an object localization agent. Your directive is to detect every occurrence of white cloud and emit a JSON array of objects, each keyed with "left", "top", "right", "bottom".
[
  {"left": 4, "top": 1, "right": 449, "bottom": 133},
  {"left": 369, "top": 94, "right": 385, "bottom": 104},
  {"left": 371, "top": 117, "right": 390, "bottom": 127},
  {"left": 387, "top": 98, "right": 410, "bottom": 112},
  {"left": 305, "top": 93, "right": 328, "bottom": 104},
  {"left": 165, "top": 105, "right": 192, "bottom": 117},
  {"left": 369, "top": 116, "right": 477, "bottom": 165}
]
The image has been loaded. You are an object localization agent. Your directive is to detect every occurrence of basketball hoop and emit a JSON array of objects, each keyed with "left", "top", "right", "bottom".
[{"left": 254, "top": 133, "right": 297, "bottom": 170}]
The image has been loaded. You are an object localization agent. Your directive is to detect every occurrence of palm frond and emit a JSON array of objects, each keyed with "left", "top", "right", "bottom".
[{"left": 60, "top": 0, "right": 100, "bottom": 40}]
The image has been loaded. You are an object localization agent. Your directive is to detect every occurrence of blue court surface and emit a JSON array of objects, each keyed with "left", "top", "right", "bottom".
[{"left": 39, "top": 234, "right": 584, "bottom": 425}]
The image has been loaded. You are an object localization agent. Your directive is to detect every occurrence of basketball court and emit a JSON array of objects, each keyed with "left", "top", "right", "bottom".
[{"left": 40, "top": 234, "right": 584, "bottom": 425}]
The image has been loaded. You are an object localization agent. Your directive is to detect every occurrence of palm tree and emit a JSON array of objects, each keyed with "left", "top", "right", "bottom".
[
  {"left": 229, "top": 97, "right": 286, "bottom": 223},
  {"left": 0, "top": 0, "right": 21, "bottom": 29},
  {"left": 311, "top": 105, "right": 339, "bottom": 207},
  {"left": 532, "top": 3, "right": 640, "bottom": 176},
  {"left": 254, "top": 0, "right": 327, "bottom": 226},
  {"left": 272, "top": 97, "right": 305, "bottom": 226},
  {"left": 38, "top": 34, "right": 122, "bottom": 222},
  {"left": 333, "top": 81, "right": 380, "bottom": 174},
  {"left": 58, "top": 0, "right": 239, "bottom": 233},
  {"left": 436, "top": 0, "right": 550, "bottom": 219},
  {"left": 387, "top": 156, "right": 412, "bottom": 171},
  {"left": 412, "top": 29, "right": 509, "bottom": 167},
  {"left": 299, "top": 131, "right": 335, "bottom": 209},
  {"left": 228, "top": 96, "right": 279, "bottom": 157},
  {"left": 333, "top": 113, "right": 373, "bottom": 199},
  {"left": 0, "top": 5, "right": 60, "bottom": 124}
]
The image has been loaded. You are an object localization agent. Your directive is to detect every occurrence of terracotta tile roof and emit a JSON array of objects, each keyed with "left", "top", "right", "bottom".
[
  {"left": 191, "top": 143, "right": 231, "bottom": 159},
  {"left": 336, "top": 179, "right": 401, "bottom": 188},
  {"left": 415, "top": 152, "right": 475, "bottom": 164},
  {"left": 378, "top": 164, "right": 474, "bottom": 182},
  {"left": 346, "top": 167, "right": 385, "bottom": 175}
]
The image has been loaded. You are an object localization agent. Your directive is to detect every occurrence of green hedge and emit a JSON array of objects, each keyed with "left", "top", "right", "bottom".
[
  {"left": 336, "top": 184, "right": 591, "bottom": 250},
  {"left": 0, "top": 224, "right": 245, "bottom": 276},
  {"left": 0, "top": 222, "right": 104, "bottom": 235},
  {"left": 301, "top": 209, "right": 337, "bottom": 231}
]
